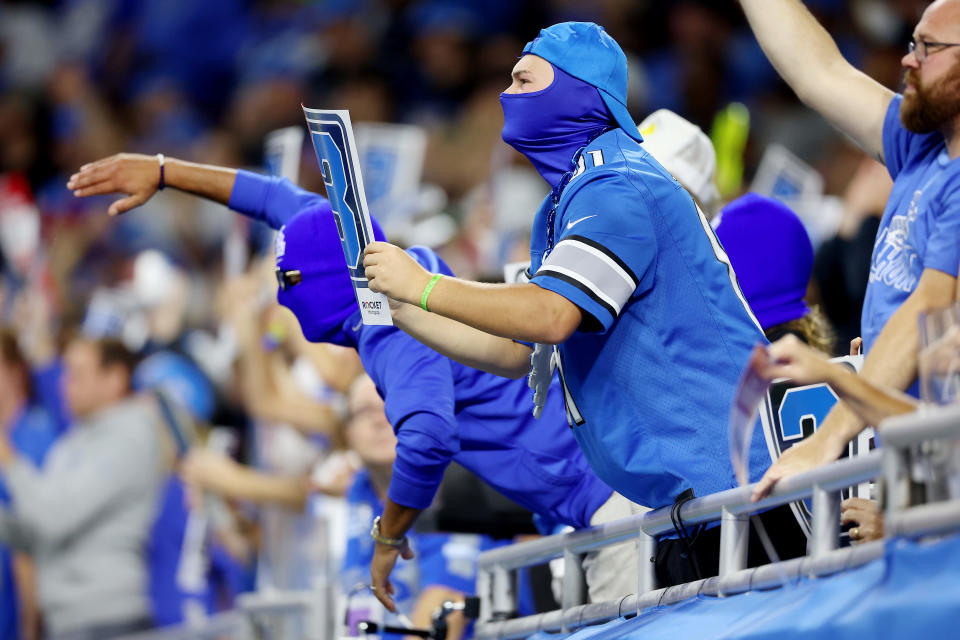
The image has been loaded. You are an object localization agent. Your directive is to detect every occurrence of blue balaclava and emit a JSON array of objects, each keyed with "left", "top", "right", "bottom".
[
  {"left": 275, "top": 204, "right": 386, "bottom": 346},
  {"left": 714, "top": 193, "right": 813, "bottom": 331},
  {"left": 501, "top": 65, "right": 613, "bottom": 188},
  {"left": 501, "top": 21, "right": 643, "bottom": 189}
]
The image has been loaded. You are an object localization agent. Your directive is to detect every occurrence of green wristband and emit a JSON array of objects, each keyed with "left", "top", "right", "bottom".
[{"left": 420, "top": 274, "right": 445, "bottom": 312}]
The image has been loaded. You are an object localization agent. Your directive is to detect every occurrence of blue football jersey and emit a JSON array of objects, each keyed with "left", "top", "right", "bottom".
[{"left": 528, "top": 128, "right": 771, "bottom": 510}]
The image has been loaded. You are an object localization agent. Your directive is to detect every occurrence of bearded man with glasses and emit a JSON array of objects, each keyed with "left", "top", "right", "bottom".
[{"left": 737, "top": 0, "right": 960, "bottom": 501}]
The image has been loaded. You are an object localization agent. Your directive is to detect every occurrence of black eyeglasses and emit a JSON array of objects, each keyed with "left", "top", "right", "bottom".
[
  {"left": 909, "top": 38, "right": 960, "bottom": 63},
  {"left": 275, "top": 267, "right": 302, "bottom": 290}
]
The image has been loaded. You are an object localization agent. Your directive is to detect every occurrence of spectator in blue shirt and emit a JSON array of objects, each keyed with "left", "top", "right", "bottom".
[
  {"left": 738, "top": 0, "right": 960, "bottom": 500},
  {"left": 0, "top": 328, "right": 59, "bottom": 640}
]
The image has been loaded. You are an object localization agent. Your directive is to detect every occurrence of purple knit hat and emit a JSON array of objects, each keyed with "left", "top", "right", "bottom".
[
  {"left": 275, "top": 205, "right": 386, "bottom": 345},
  {"left": 714, "top": 193, "right": 813, "bottom": 330}
]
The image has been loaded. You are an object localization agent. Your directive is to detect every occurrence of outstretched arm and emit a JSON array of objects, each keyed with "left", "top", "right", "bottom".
[
  {"left": 68, "top": 153, "right": 237, "bottom": 215},
  {"left": 69, "top": 153, "right": 326, "bottom": 230},
  {"left": 391, "top": 302, "right": 532, "bottom": 379},
  {"left": 180, "top": 449, "right": 310, "bottom": 511},
  {"left": 757, "top": 334, "right": 918, "bottom": 428},
  {"left": 752, "top": 268, "right": 954, "bottom": 500},
  {"left": 738, "top": 0, "right": 894, "bottom": 161},
  {"left": 363, "top": 242, "right": 582, "bottom": 346}
]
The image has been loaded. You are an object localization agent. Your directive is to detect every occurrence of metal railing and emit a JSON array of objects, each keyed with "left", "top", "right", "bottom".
[
  {"left": 474, "top": 404, "right": 960, "bottom": 640},
  {"left": 118, "top": 405, "right": 960, "bottom": 640}
]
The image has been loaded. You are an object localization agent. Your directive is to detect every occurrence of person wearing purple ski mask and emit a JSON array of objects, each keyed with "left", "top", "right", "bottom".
[{"left": 364, "top": 22, "right": 808, "bottom": 587}]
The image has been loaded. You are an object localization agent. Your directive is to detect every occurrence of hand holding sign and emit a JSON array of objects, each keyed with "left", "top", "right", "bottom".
[
  {"left": 731, "top": 336, "right": 853, "bottom": 490},
  {"left": 362, "top": 242, "right": 431, "bottom": 305},
  {"left": 760, "top": 334, "right": 839, "bottom": 386}
]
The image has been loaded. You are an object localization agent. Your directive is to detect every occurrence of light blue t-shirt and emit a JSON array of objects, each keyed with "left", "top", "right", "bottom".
[
  {"left": 528, "top": 128, "right": 770, "bottom": 510},
  {"left": 863, "top": 95, "right": 960, "bottom": 381}
]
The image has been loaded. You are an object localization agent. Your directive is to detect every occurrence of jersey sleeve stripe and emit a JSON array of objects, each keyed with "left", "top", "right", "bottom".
[
  {"left": 563, "top": 235, "right": 640, "bottom": 287},
  {"left": 551, "top": 239, "right": 638, "bottom": 291},
  {"left": 540, "top": 241, "right": 636, "bottom": 312},
  {"left": 534, "top": 265, "right": 620, "bottom": 319}
]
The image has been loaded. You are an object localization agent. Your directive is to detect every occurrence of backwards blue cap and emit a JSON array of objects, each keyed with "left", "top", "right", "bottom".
[
  {"left": 276, "top": 204, "right": 386, "bottom": 346},
  {"left": 523, "top": 22, "right": 642, "bottom": 143},
  {"left": 714, "top": 194, "right": 813, "bottom": 331}
]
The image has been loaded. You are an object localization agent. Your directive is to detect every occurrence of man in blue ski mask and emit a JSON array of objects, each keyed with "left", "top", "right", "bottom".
[{"left": 364, "top": 21, "right": 808, "bottom": 586}]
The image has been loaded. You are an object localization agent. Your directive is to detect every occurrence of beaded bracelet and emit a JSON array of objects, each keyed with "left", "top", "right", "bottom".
[{"left": 156, "top": 153, "right": 166, "bottom": 190}]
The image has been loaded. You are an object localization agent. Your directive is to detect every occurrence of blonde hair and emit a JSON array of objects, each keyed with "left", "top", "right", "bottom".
[{"left": 766, "top": 305, "right": 836, "bottom": 355}]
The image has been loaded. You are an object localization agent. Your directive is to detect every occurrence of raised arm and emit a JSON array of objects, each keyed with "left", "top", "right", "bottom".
[
  {"left": 220, "top": 274, "right": 342, "bottom": 436},
  {"left": 738, "top": 0, "right": 895, "bottom": 161}
]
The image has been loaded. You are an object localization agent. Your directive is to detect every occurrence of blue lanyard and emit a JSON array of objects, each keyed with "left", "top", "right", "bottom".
[{"left": 543, "top": 127, "right": 615, "bottom": 253}]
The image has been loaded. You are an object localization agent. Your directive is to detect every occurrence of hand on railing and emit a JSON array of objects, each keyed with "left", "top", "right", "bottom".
[{"left": 841, "top": 497, "right": 883, "bottom": 543}]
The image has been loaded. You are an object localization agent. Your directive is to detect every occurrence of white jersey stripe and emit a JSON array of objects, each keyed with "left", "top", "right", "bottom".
[
  {"left": 554, "top": 239, "right": 638, "bottom": 290},
  {"left": 694, "top": 203, "right": 764, "bottom": 333},
  {"left": 536, "top": 264, "right": 623, "bottom": 315}
]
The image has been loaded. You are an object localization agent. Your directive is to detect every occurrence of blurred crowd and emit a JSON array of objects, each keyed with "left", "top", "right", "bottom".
[
  {"left": 0, "top": 0, "right": 921, "bottom": 296},
  {"left": 0, "top": 0, "right": 936, "bottom": 638}
]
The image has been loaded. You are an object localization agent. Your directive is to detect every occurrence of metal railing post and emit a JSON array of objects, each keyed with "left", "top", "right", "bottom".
[
  {"left": 811, "top": 485, "right": 840, "bottom": 558},
  {"left": 477, "top": 569, "right": 492, "bottom": 625},
  {"left": 561, "top": 548, "right": 585, "bottom": 632},
  {"left": 303, "top": 578, "right": 330, "bottom": 640},
  {"left": 491, "top": 566, "right": 516, "bottom": 620},
  {"left": 884, "top": 445, "right": 912, "bottom": 517},
  {"left": 718, "top": 507, "right": 748, "bottom": 583},
  {"left": 636, "top": 532, "right": 657, "bottom": 610}
]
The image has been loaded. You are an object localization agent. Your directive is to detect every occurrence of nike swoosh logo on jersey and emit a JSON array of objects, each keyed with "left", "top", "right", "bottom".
[{"left": 566, "top": 215, "right": 597, "bottom": 230}]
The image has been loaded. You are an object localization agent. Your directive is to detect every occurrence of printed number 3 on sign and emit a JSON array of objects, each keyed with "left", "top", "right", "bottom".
[{"left": 302, "top": 107, "right": 392, "bottom": 326}]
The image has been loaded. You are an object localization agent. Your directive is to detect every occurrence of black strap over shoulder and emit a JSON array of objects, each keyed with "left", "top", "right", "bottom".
[{"left": 670, "top": 487, "right": 706, "bottom": 580}]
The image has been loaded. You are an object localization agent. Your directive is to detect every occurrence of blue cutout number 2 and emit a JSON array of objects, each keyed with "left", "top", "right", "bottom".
[{"left": 778, "top": 384, "right": 839, "bottom": 442}]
